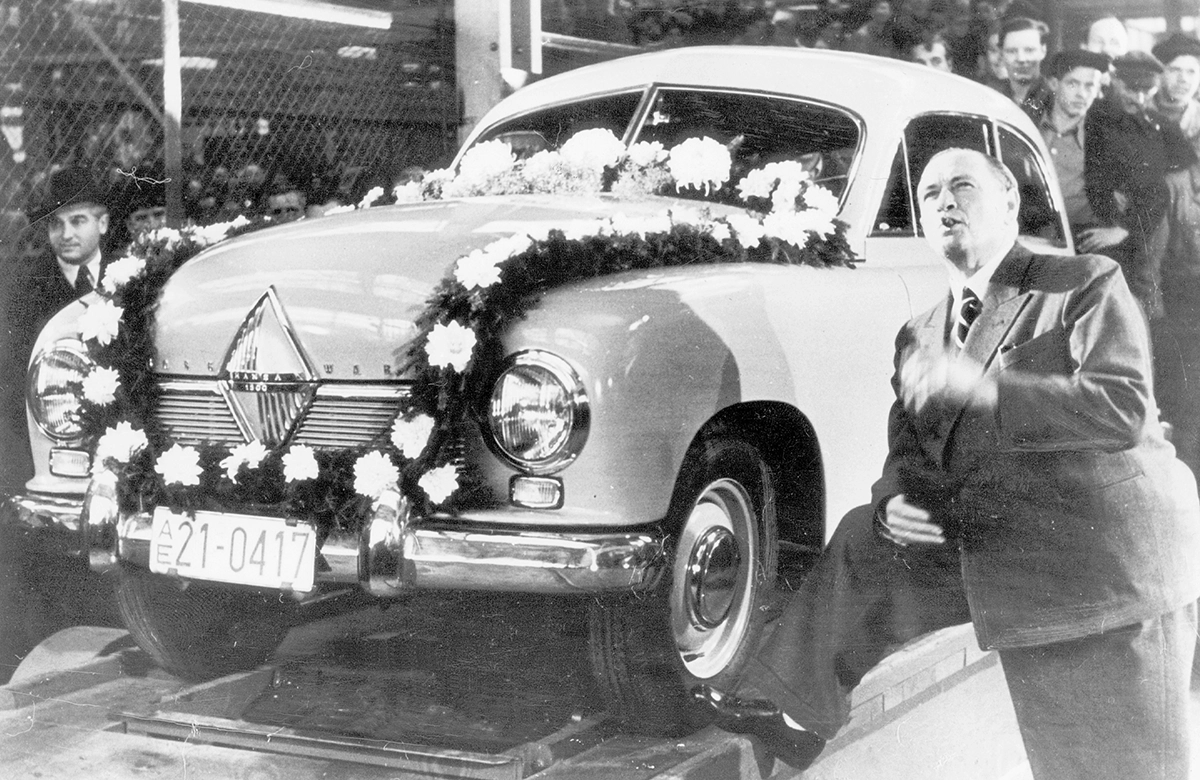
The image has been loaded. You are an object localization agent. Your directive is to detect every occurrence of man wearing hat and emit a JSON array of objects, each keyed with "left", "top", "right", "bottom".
[
  {"left": 1, "top": 166, "right": 112, "bottom": 488},
  {"left": 1079, "top": 50, "right": 1195, "bottom": 318},
  {"left": 1033, "top": 50, "right": 1110, "bottom": 233},
  {"left": 1149, "top": 37, "right": 1200, "bottom": 475},
  {"left": 1153, "top": 33, "right": 1200, "bottom": 156}
]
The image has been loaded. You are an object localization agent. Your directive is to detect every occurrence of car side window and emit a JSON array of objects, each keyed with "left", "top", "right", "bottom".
[
  {"left": 998, "top": 125, "right": 1068, "bottom": 248},
  {"left": 632, "top": 87, "right": 861, "bottom": 206},
  {"left": 476, "top": 91, "right": 645, "bottom": 157},
  {"left": 873, "top": 113, "right": 993, "bottom": 237}
]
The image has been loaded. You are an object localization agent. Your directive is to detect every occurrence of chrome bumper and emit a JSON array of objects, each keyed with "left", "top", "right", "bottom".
[{"left": 5, "top": 486, "right": 664, "bottom": 596}]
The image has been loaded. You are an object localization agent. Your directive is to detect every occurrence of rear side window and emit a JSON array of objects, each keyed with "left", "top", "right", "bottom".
[
  {"left": 873, "top": 114, "right": 990, "bottom": 235},
  {"left": 476, "top": 91, "right": 644, "bottom": 158},
  {"left": 872, "top": 113, "right": 1067, "bottom": 248},
  {"left": 632, "top": 87, "right": 861, "bottom": 205},
  {"left": 998, "top": 125, "right": 1068, "bottom": 248}
]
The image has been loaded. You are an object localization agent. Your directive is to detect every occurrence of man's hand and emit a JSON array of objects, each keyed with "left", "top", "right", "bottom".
[
  {"left": 876, "top": 494, "right": 945, "bottom": 547},
  {"left": 899, "top": 350, "right": 998, "bottom": 415},
  {"left": 1076, "top": 225, "right": 1129, "bottom": 253}
]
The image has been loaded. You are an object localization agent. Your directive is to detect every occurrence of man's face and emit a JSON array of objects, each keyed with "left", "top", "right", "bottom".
[
  {"left": 1002, "top": 28, "right": 1046, "bottom": 84},
  {"left": 126, "top": 205, "right": 166, "bottom": 238},
  {"left": 1110, "top": 74, "right": 1158, "bottom": 115},
  {"left": 912, "top": 40, "right": 952, "bottom": 72},
  {"left": 1163, "top": 55, "right": 1200, "bottom": 103},
  {"left": 986, "top": 32, "right": 1007, "bottom": 79},
  {"left": 1052, "top": 66, "right": 1104, "bottom": 120},
  {"left": 1086, "top": 18, "right": 1129, "bottom": 59},
  {"left": 917, "top": 150, "right": 1017, "bottom": 272},
  {"left": 46, "top": 203, "right": 108, "bottom": 266},
  {"left": 267, "top": 190, "right": 305, "bottom": 222}
]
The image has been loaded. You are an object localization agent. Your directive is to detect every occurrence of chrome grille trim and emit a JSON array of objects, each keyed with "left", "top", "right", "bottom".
[{"left": 154, "top": 379, "right": 408, "bottom": 449}]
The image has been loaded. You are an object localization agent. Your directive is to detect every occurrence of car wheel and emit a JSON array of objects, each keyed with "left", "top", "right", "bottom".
[
  {"left": 115, "top": 565, "right": 295, "bottom": 681},
  {"left": 588, "top": 435, "right": 778, "bottom": 735}
]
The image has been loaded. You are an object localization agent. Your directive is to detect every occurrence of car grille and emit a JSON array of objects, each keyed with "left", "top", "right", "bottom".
[{"left": 154, "top": 379, "right": 407, "bottom": 450}]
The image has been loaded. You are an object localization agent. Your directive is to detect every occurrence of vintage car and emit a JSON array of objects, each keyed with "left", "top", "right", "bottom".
[{"left": 5, "top": 47, "right": 1071, "bottom": 733}]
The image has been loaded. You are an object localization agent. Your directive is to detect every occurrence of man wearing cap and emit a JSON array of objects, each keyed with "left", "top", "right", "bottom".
[
  {"left": 1033, "top": 50, "right": 1110, "bottom": 234},
  {"left": 1, "top": 167, "right": 112, "bottom": 488},
  {"left": 1153, "top": 33, "right": 1200, "bottom": 156},
  {"left": 1148, "top": 37, "right": 1200, "bottom": 475},
  {"left": 1081, "top": 50, "right": 1196, "bottom": 318}
]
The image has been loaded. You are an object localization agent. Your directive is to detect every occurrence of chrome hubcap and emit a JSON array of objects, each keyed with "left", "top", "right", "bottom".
[
  {"left": 672, "top": 477, "right": 756, "bottom": 679},
  {"left": 686, "top": 526, "right": 740, "bottom": 628}
]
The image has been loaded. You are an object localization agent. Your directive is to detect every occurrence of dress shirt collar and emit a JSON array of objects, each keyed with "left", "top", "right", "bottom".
[
  {"left": 57, "top": 248, "right": 102, "bottom": 289},
  {"left": 950, "top": 246, "right": 1009, "bottom": 317}
]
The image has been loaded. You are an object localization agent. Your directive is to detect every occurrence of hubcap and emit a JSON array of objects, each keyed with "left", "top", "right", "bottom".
[
  {"left": 671, "top": 477, "right": 757, "bottom": 679},
  {"left": 686, "top": 526, "right": 740, "bottom": 628}
]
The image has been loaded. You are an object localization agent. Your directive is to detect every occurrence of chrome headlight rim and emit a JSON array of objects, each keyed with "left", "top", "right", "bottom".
[
  {"left": 27, "top": 338, "right": 92, "bottom": 442},
  {"left": 486, "top": 350, "right": 589, "bottom": 476}
]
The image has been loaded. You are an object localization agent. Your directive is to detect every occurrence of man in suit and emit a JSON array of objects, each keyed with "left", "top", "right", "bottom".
[
  {"left": 695, "top": 148, "right": 1200, "bottom": 780},
  {"left": 1, "top": 167, "right": 112, "bottom": 490}
]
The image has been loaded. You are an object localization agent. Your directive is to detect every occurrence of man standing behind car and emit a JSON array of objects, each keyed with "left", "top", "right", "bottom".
[
  {"left": 694, "top": 148, "right": 1200, "bottom": 780},
  {"left": 0, "top": 167, "right": 111, "bottom": 490},
  {"left": 1033, "top": 50, "right": 1109, "bottom": 235},
  {"left": 1081, "top": 51, "right": 1195, "bottom": 319}
]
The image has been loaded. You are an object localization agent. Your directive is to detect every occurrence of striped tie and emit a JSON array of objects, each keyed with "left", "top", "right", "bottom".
[{"left": 954, "top": 288, "right": 981, "bottom": 349}]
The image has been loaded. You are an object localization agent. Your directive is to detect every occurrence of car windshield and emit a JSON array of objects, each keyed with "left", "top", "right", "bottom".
[{"left": 632, "top": 87, "right": 861, "bottom": 206}]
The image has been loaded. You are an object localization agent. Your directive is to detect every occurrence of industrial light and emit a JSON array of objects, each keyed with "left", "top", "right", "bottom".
[{"left": 183, "top": 0, "right": 392, "bottom": 30}]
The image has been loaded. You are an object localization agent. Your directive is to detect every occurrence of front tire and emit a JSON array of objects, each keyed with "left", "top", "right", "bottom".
[
  {"left": 115, "top": 566, "right": 295, "bottom": 681},
  {"left": 588, "top": 435, "right": 778, "bottom": 735}
]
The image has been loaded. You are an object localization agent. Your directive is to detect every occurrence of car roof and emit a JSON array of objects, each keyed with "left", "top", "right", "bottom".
[{"left": 470, "top": 45, "right": 1030, "bottom": 139}]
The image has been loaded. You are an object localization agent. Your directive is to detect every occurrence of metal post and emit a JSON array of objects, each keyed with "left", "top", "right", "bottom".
[{"left": 161, "top": 0, "right": 184, "bottom": 226}]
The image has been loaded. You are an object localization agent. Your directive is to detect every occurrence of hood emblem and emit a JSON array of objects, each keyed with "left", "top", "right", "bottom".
[{"left": 219, "top": 287, "right": 317, "bottom": 447}]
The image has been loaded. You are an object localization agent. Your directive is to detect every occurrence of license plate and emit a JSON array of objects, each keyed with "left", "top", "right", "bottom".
[{"left": 150, "top": 509, "right": 316, "bottom": 593}]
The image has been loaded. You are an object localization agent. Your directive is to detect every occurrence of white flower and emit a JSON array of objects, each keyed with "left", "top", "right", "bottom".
[
  {"left": 670, "top": 206, "right": 705, "bottom": 227},
  {"left": 668, "top": 137, "right": 732, "bottom": 193},
  {"left": 560, "top": 128, "right": 626, "bottom": 171},
  {"left": 155, "top": 443, "right": 202, "bottom": 486},
  {"left": 457, "top": 139, "right": 517, "bottom": 182},
  {"left": 219, "top": 439, "right": 269, "bottom": 481},
  {"left": 627, "top": 140, "right": 667, "bottom": 168},
  {"left": 283, "top": 445, "right": 319, "bottom": 482},
  {"left": 763, "top": 209, "right": 835, "bottom": 247},
  {"left": 147, "top": 227, "right": 182, "bottom": 250},
  {"left": 737, "top": 167, "right": 778, "bottom": 201},
  {"left": 771, "top": 177, "right": 804, "bottom": 213},
  {"left": 521, "top": 150, "right": 566, "bottom": 183},
  {"left": 391, "top": 413, "right": 436, "bottom": 457},
  {"left": 425, "top": 320, "right": 477, "bottom": 372},
  {"left": 802, "top": 184, "right": 840, "bottom": 217},
  {"left": 708, "top": 220, "right": 732, "bottom": 243},
  {"left": 324, "top": 204, "right": 357, "bottom": 216},
  {"left": 353, "top": 450, "right": 400, "bottom": 498},
  {"left": 419, "top": 464, "right": 459, "bottom": 504},
  {"left": 82, "top": 366, "right": 120, "bottom": 405},
  {"left": 487, "top": 232, "right": 535, "bottom": 260},
  {"left": 94, "top": 421, "right": 148, "bottom": 467},
  {"left": 393, "top": 181, "right": 423, "bottom": 203},
  {"left": 727, "top": 213, "right": 767, "bottom": 248},
  {"left": 358, "top": 186, "right": 385, "bottom": 209},
  {"left": 78, "top": 299, "right": 123, "bottom": 346},
  {"left": 454, "top": 249, "right": 503, "bottom": 290},
  {"left": 100, "top": 255, "right": 145, "bottom": 292}
]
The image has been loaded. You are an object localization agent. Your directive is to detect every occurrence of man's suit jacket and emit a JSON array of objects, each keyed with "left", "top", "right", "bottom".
[
  {"left": 871, "top": 245, "right": 1200, "bottom": 649},
  {"left": 0, "top": 252, "right": 110, "bottom": 487}
]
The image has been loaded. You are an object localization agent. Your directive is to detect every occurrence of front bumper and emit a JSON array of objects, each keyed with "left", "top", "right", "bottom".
[{"left": 4, "top": 487, "right": 665, "bottom": 596}]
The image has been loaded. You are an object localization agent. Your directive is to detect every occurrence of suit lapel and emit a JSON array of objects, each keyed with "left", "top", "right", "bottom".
[{"left": 962, "top": 246, "right": 1035, "bottom": 370}]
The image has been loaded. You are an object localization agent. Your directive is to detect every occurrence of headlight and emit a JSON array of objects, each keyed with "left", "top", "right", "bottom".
[
  {"left": 28, "top": 339, "right": 92, "bottom": 441},
  {"left": 488, "top": 351, "right": 588, "bottom": 474}
]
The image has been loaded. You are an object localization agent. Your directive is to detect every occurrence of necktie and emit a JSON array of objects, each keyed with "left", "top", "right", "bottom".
[
  {"left": 954, "top": 288, "right": 982, "bottom": 348},
  {"left": 74, "top": 268, "right": 93, "bottom": 296}
]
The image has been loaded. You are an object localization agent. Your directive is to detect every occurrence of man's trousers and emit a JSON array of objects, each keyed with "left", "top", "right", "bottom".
[{"left": 740, "top": 504, "right": 1196, "bottom": 780}]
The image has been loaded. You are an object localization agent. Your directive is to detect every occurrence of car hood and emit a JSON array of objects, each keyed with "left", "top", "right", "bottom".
[{"left": 153, "top": 194, "right": 728, "bottom": 381}]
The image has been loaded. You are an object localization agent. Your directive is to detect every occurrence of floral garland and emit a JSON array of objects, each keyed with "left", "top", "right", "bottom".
[{"left": 74, "top": 130, "right": 857, "bottom": 539}]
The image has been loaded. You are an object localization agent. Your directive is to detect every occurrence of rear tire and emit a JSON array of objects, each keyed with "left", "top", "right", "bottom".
[
  {"left": 115, "top": 566, "right": 295, "bottom": 681},
  {"left": 588, "top": 435, "right": 778, "bottom": 735}
]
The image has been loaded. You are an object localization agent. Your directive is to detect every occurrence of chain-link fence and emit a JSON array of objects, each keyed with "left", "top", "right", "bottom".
[{"left": 0, "top": 0, "right": 457, "bottom": 252}]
